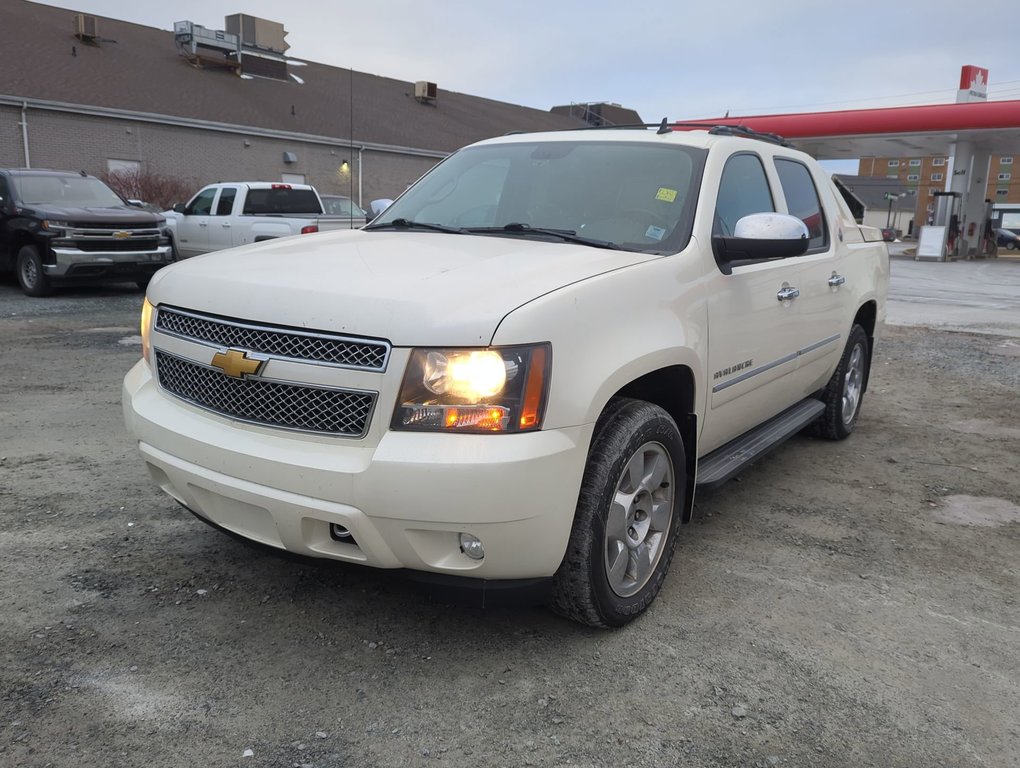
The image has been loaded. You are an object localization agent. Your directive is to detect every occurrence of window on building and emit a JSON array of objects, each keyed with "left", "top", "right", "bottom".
[
  {"left": 998, "top": 173, "right": 1012, "bottom": 181},
  {"left": 281, "top": 173, "right": 306, "bottom": 185},
  {"left": 1001, "top": 157, "right": 1014, "bottom": 165},
  {"left": 907, "top": 174, "right": 920, "bottom": 182},
  {"left": 887, "top": 160, "right": 900, "bottom": 167},
  {"left": 931, "top": 173, "right": 944, "bottom": 182},
  {"left": 886, "top": 174, "right": 899, "bottom": 179},
  {"left": 928, "top": 189, "right": 936, "bottom": 197},
  {"left": 996, "top": 189, "right": 1009, "bottom": 197},
  {"left": 106, "top": 159, "right": 141, "bottom": 175},
  {"left": 774, "top": 158, "right": 827, "bottom": 252},
  {"left": 932, "top": 158, "right": 946, "bottom": 167},
  {"left": 909, "top": 159, "right": 921, "bottom": 167}
]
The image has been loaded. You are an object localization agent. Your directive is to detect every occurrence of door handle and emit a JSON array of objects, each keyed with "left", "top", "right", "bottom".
[
  {"left": 221, "top": 223, "right": 231, "bottom": 228},
  {"left": 828, "top": 272, "right": 846, "bottom": 287},
  {"left": 198, "top": 221, "right": 207, "bottom": 227},
  {"left": 776, "top": 285, "right": 800, "bottom": 302}
]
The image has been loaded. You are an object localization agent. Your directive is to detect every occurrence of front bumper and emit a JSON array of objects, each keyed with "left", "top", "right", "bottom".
[
  {"left": 47, "top": 245, "right": 173, "bottom": 279},
  {"left": 123, "top": 360, "right": 593, "bottom": 580}
]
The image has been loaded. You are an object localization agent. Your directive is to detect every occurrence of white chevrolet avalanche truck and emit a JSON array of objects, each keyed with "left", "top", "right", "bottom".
[{"left": 123, "top": 125, "right": 888, "bottom": 627}]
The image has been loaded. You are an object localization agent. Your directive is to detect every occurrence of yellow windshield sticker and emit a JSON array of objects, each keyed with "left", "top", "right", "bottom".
[{"left": 655, "top": 187, "right": 678, "bottom": 203}]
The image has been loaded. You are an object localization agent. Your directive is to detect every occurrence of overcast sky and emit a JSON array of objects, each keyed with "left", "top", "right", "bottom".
[{"left": 39, "top": 0, "right": 1020, "bottom": 171}]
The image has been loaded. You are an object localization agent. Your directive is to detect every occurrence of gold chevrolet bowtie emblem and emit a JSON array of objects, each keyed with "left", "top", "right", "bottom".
[
  {"left": 112, "top": 230, "right": 131, "bottom": 239},
  {"left": 210, "top": 349, "right": 264, "bottom": 378}
]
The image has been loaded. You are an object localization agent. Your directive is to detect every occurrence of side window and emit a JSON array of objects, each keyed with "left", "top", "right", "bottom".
[
  {"left": 775, "top": 158, "right": 828, "bottom": 251},
  {"left": 185, "top": 187, "right": 216, "bottom": 216},
  {"left": 714, "top": 154, "right": 774, "bottom": 236},
  {"left": 0, "top": 176, "right": 9, "bottom": 205},
  {"left": 215, "top": 187, "right": 238, "bottom": 216}
]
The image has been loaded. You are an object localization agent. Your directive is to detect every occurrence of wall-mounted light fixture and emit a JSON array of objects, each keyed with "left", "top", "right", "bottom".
[
  {"left": 338, "top": 160, "right": 351, "bottom": 177},
  {"left": 243, "top": 139, "right": 251, "bottom": 148},
  {"left": 283, "top": 151, "right": 298, "bottom": 164}
]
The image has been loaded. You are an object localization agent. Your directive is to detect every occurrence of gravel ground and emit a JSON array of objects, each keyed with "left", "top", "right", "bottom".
[{"left": 1, "top": 275, "right": 1018, "bottom": 768}]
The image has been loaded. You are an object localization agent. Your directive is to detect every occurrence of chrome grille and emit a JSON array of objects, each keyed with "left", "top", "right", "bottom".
[
  {"left": 155, "top": 351, "right": 375, "bottom": 437},
  {"left": 155, "top": 306, "right": 389, "bottom": 370}
]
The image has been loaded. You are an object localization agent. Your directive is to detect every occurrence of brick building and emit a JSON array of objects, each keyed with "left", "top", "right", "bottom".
[
  {"left": 857, "top": 153, "right": 1017, "bottom": 234},
  {"left": 1, "top": 1, "right": 585, "bottom": 207}
]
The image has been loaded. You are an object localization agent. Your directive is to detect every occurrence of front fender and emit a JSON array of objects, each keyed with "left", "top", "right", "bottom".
[{"left": 491, "top": 248, "right": 712, "bottom": 431}]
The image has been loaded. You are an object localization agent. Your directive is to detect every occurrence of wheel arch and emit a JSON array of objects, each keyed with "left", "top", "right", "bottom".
[
  {"left": 607, "top": 364, "right": 698, "bottom": 524},
  {"left": 853, "top": 300, "right": 877, "bottom": 392}
]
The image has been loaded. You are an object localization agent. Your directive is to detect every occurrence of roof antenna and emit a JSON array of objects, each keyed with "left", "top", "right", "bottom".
[{"left": 656, "top": 117, "right": 671, "bottom": 135}]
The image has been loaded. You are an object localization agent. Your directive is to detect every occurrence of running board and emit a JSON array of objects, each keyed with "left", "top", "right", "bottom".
[{"left": 696, "top": 398, "right": 825, "bottom": 490}]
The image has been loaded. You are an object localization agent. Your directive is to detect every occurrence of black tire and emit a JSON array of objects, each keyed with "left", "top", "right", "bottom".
[
  {"left": 811, "top": 324, "right": 870, "bottom": 440},
  {"left": 551, "top": 398, "right": 685, "bottom": 628},
  {"left": 16, "top": 245, "right": 52, "bottom": 297},
  {"left": 1008, "top": 242, "right": 1017, "bottom": 251}
]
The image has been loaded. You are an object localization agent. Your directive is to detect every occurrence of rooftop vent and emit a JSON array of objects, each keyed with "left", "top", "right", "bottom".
[
  {"left": 73, "top": 13, "right": 100, "bottom": 45},
  {"left": 415, "top": 81, "right": 438, "bottom": 103}
]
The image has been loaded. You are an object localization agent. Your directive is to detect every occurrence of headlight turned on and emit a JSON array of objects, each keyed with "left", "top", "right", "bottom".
[
  {"left": 140, "top": 298, "right": 154, "bottom": 364},
  {"left": 392, "top": 344, "right": 550, "bottom": 433}
]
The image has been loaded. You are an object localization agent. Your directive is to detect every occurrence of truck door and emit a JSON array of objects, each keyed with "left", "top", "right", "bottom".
[
  {"left": 771, "top": 157, "right": 846, "bottom": 394},
  {"left": 207, "top": 186, "right": 239, "bottom": 252},
  {"left": 701, "top": 151, "right": 813, "bottom": 454},
  {"left": 176, "top": 186, "right": 217, "bottom": 258}
]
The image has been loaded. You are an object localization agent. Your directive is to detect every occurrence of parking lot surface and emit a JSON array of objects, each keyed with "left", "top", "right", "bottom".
[{"left": 1, "top": 266, "right": 1018, "bottom": 768}]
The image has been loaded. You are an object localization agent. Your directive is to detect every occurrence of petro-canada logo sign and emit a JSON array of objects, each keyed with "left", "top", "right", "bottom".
[{"left": 957, "top": 65, "right": 988, "bottom": 103}]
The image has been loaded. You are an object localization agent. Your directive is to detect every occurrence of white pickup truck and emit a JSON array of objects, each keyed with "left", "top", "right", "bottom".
[
  {"left": 124, "top": 125, "right": 888, "bottom": 627},
  {"left": 163, "top": 182, "right": 361, "bottom": 259}
]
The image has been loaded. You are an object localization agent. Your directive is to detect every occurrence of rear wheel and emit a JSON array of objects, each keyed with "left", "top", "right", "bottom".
[
  {"left": 16, "top": 245, "right": 51, "bottom": 297},
  {"left": 811, "top": 324, "right": 869, "bottom": 440},
  {"left": 551, "top": 398, "right": 685, "bottom": 628}
]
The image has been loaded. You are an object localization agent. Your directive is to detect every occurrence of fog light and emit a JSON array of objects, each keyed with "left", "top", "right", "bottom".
[
  {"left": 330, "top": 523, "right": 353, "bottom": 541},
  {"left": 459, "top": 532, "right": 484, "bottom": 560}
]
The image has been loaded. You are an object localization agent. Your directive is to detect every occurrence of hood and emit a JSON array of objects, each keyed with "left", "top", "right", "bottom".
[
  {"left": 148, "top": 229, "right": 657, "bottom": 346},
  {"left": 26, "top": 203, "right": 164, "bottom": 226}
]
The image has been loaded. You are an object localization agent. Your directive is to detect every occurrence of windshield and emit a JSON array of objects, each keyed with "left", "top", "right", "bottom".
[
  {"left": 368, "top": 139, "right": 706, "bottom": 253},
  {"left": 12, "top": 175, "right": 125, "bottom": 208}
]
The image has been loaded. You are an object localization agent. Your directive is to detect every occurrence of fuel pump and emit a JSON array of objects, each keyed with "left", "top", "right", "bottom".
[{"left": 933, "top": 191, "right": 962, "bottom": 258}]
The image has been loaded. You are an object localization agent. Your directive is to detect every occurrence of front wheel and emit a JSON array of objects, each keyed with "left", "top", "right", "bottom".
[
  {"left": 16, "top": 245, "right": 51, "bottom": 297},
  {"left": 551, "top": 398, "right": 685, "bottom": 628},
  {"left": 811, "top": 324, "right": 870, "bottom": 440}
]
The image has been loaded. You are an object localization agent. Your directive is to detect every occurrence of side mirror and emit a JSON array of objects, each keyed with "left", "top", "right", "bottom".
[
  {"left": 370, "top": 198, "right": 393, "bottom": 217},
  {"left": 713, "top": 213, "right": 810, "bottom": 274},
  {"left": 127, "top": 199, "right": 143, "bottom": 208},
  {"left": 172, "top": 203, "right": 187, "bottom": 214}
]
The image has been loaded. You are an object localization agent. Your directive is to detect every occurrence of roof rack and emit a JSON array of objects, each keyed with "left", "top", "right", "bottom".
[
  {"left": 705, "top": 124, "right": 793, "bottom": 147},
  {"left": 564, "top": 118, "right": 793, "bottom": 146}
]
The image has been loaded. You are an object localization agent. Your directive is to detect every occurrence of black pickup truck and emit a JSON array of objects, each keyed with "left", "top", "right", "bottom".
[{"left": 0, "top": 169, "right": 173, "bottom": 296}]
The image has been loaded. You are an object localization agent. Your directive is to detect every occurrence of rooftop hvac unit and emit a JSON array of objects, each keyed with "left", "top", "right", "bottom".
[
  {"left": 173, "top": 21, "right": 240, "bottom": 54},
  {"left": 415, "top": 81, "right": 438, "bottom": 103},
  {"left": 74, "top": 13, "right": 99, "bottom": 42},
  {"left": 225, "top": 14, "right": 289, "bottom": 53}
]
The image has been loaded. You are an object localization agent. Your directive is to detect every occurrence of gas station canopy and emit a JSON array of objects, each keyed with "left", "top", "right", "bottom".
[{"left": 675, "top": 99, "right": 1020, "bottom": 160}]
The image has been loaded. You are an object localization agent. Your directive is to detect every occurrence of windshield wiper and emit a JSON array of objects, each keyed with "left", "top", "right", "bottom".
[
  {"left": 366, "top": 218, "right": 466, "bottom": 234},
  {"left": 465, "top": 223, "right": 623, "bottom": 250}
]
